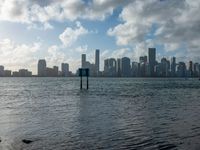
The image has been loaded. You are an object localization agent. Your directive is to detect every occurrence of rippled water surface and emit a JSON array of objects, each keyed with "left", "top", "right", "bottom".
[{"left": 0, "top": 78, "right": 200, "bottom": 150}]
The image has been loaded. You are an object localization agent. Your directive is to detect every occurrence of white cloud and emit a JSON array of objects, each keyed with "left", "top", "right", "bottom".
[
  {"left": 59, "top": 21, "right": 88, "bottom": 47},
  {"left": 74, "top": 45, "right": 88, "bottom": 53},
  {"left": 45, "top": 45, "right": 66, "bottom": 67},
  {"left": 0, "top": 38, "right": 40, "bottom": 72},
  {"left": 108, "top": 0, "right": 200, "bottom": 58},
  {"left": 0, "top": 0, "right": 130, "bottom": 29}
]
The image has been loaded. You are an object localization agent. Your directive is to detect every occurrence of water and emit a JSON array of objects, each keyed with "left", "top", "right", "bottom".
[{"left": 0, "top": 78, "right": 200, "bottom": 150}]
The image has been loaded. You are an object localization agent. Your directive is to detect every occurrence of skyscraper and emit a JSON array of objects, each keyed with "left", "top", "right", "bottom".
[
  {"left": 148, "top": 48, "right": 156, "bottom": 77},
  {"left": 53, "top": 66, "right": 59, "bottom": 77},
  {"left": 95, "top": 49, "right": 100, "bottom": 76},
  {"left": 171, "top": 57, "right": 176, "bottom": 77},
  {"left": 0, "top": 65, "right": 4, "bottom": 77},
  {"left": 121, "top": 57, "right": 131, "bottom": 77},
  {"left": 177, "top": 62, "right": 186, "bottom": 77},
  {"left": 104, "top": 58, "right": 116, "bottom": 77},
  {"left": 188, "top": 61, "right": 193, "bottom": 77},
  {"left": 61, "top": 63, "right": 69, "bottom": 77},
  {"left": 38, "top": 59, "right": 46, "bottom": 77},
  {"left": 116, "top": 58, "right": 121, "bottom": 77},
  {"left": 82, "top": 54, "right": 86, "bottom": 68}
]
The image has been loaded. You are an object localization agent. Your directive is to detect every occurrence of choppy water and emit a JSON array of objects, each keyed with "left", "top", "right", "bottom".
[{"left": 0, "top": 78, "right": 200, "bottom": 150}]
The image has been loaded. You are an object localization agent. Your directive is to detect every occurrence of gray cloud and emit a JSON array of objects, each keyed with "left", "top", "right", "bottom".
[{"left": 108, "top": 0, "right": 200, "bottom": 58}]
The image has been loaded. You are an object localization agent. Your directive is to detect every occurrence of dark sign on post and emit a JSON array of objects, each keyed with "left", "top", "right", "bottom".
[
  {"left": 79, "top": 68, "right": 89, "bottom": 89},
  {"left": 79, "top": 68, "right": 89, "bottom": 77}
]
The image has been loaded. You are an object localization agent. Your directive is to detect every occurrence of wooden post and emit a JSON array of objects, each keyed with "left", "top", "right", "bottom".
[
  {"left": 80, "top": 75, "right": 82, "bottom": 89},
  {"left": 87, "top": 75, "right": 89, "bottom": 89},
  {"left": 79, "top": 68, "right": 89, "bottom": 90}
]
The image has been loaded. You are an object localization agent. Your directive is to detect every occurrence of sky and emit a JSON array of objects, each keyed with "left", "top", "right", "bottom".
[{"left": 0, "top": 0, "right": 200, "bottom": 74}]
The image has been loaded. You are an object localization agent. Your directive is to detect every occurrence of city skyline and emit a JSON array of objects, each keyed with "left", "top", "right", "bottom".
[
  {"left": 0, "top": 1, "right": 200, "bottom": 74},
  {"left": 0, "top": 48, "right": 200, "bottom": 78}
]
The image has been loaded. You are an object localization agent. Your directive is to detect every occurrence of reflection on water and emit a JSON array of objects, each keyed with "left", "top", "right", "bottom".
[{"left": 0, "top": 78, "right": 200, "bottom": 149}]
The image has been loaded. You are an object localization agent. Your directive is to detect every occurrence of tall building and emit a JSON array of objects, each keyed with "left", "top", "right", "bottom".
[
  {"left": 53, "top": 66, "right": 59, "bottom": 77},
  {"left": 116, "top": 58, "right": 121, "bottom": 77},
  {"left": 82, "top": 54, "right": 86, "bottom": 68},
  {"left": 61, "top": 63, "right": 69, "bottom": 77},
  {"left": 188, "top": 61, "right": 193, "bottom": 77},
  {"left": 177, "top": 62, "right": 186, "bottom": 77},
  {"left": 104, "top": 58, "right": 116, "bottom": 77},
  {"left": 131, "top": 62, "right": 139, "bottom": 77},
  {"left": 194, "top": 63, "right": 199, "bottom": 77},
  {"left": 148, "top": 48, "right": 156, "bottom": 77},
  {"left": 0, "top": 65, "right": 4, "bottom": 77},
  {"left": 38, "top": 59, "right": 46, "bottom": 77},
  {"left": 171, "top": 57, "right": 176, "bottom": 77},
  {"left": 121, "top": 57, "right": 131, "bottom": 77},
  {"left": 95, "top": 49, "right": 100, "bottom": 76},
  {"left": 161, "top": 57, "right": 170, "bottom": 77}
]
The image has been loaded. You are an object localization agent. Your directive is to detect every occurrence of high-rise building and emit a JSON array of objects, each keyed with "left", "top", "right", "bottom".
[
  {"left": 188, "top": 61, "right": 193, "bottom": 77},
  {"left": 95, "top": 49, "right": 100, "bottom": 76},
  {"left": 38, "top": 59, "right": 46, "bottom": 77},
  {"left": 131, "top": 62, "right": 139, "bottom": 77},
  {"left": 0, "top": 65, "right": 5, "bottom": 77},
  {"left": 53, "top": 66, "right": 59, "bottom": 77},
  {"left": 82, "top": 54, "right": 86, "bottom": 68},
  {"left": 61, "top": 63, "right": 69, "bottom": 77},
  {"left": 177, "top": 62, "right": 186, "bottom": 77},
  {"left": 171, "top": 57, "right": 176, "bottom": 77},
  {"left": 116, "top": 58, "right": 121, "bottom": 77},
  {"left": 148, "top": 48, "right": 156, "bottom": 77},
  {"left": 121, "top": 57, "right": 131, "bottom": 77},
  {"left": 104, "top": 58, "right": 116, "bottom": 77},
  {"left": 161, "top": 57, "right": 170, "bottom": 77}
]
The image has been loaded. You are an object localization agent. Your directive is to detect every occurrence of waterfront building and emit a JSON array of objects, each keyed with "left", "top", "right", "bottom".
[
  {"left": 61, "top": 63, "right": 69, "bottom": 77},
  {"left": 148, "top": 48, "right": 156, "bottom": 77},
  {"left": 38, "top": 59, "right": 46, "bottom": 77}
]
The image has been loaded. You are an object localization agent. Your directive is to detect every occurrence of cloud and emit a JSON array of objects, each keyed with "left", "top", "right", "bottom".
[
  {"left": 0, "top": 38, "right": 40, "bottom": 72},
  {"left": 108, "top": 0, "right": 200, "bottom": 57},
  {"left": 45, "top": 45, "right": 66, "bottom": 67},
  {"left": 59, "top": 21, "right": 88, "bottom": 47},
  {"left": 45, "top": 44, "right": 83, "bottom": 72},
  {"left": 0, "top": 0, "right": 130, "bottom": 29}
]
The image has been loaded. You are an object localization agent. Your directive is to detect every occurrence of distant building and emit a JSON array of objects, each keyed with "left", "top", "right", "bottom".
[
  {"left": 131, "top": 62, "right": 139, "bottom": 77},
  {"left": 177, "top": 62, "right": 186, "bottom": 77},
  {"left": 38, "top": 59, "right": 46, "bottom": 77},
  {"left": 61, "top": 63, "right": 69, "bottom": 77},
  {"left": 53, "top": 66, "right": 59, "bottom": 77},
  {"left": 171, "top": 57, "right": 176, "bottom": 77},
  {"left": 194, "top": 63, "right": 199, "bottom": 77},
  {"left": 116, "top": 58, "right": 121, "bottom": 77},
  {"left": 161, "top": 58, "right": 170, "bottom": 77},
  {"left": 46, "top": 67, "right": 54, "bottom": 77},
  {"left": 104, "top": 58, "right": 117, "bottom": 77},
  {"left": 95, "top": 49, "right": 100, "bottom": 76},
  {"left": 82, "top": 54, "right": 86, "bottom": 68},
  {"left": 0, "top": 65, "right": 5, "bottom": 77},
  {"left": 121, "top": 57, "right": 131, "bottom": 77},
  {"left": 12, "top": 71, "right": 19, "bottom": 77},
  {"left": 4, "top": 70, "right": 12, "bottom": 77},
  {"left": 148, "top": 48, "right": 156, "bottom": 77},
  {"left": 19, "top": 69, "right": 32, "bottom": 77},
  {"left": 188, "top": 61, "right": 193, "bottom": 77}
]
